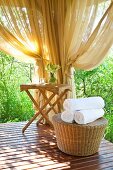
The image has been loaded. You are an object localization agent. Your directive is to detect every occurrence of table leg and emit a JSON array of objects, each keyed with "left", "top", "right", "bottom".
[
  {"left": 22, "top": 90, "right": 55, "bottom": 133},
  {"left": 39, "top": 89, "right": 58, "bottom": 113},
  {"left": 38, "top": 89, "right": 69, "bottom": 124},
  {"left": 22, "top": 111, "right": 40, "bottom": 133},
  {"left": 36, "top": 89, "right": 58, "bottom": 126}
]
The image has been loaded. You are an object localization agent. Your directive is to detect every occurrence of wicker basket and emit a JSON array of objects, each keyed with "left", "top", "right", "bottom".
[{"left": 52, "top": 113, "right": 108, "bottom": 156}]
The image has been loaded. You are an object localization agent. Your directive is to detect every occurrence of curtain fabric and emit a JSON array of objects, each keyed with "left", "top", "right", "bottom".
[{"left": 0, "top": 0, "right": 113, "bottom": 85}]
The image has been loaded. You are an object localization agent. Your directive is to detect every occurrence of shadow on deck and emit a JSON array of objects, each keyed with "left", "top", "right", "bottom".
[{"left": 0, "top": 122, "right": 113, "bottom": 170}]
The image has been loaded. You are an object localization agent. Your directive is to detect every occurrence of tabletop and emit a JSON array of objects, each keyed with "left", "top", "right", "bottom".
[{"left": 20, "top": 83, "right": 72, "bottom": 94}]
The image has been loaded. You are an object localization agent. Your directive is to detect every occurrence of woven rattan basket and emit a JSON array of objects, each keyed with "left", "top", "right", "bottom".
[{"left": 52, "top": 113, "right": 108, "bottom": 156}]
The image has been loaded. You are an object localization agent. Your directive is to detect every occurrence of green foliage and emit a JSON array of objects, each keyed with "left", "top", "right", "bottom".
[
  {"left": 74, "top": 55, "right": 113, "bottom": 142},
  {"left": 0, "top": 51, "right": 34, "bottom": 123},
  {"left": 46, "top": 63, "right": 60, "bottom": 73}
]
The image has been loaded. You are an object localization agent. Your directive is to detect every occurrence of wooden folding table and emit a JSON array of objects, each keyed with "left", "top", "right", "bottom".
[{"left": 20, "top": 83, "right": 71, "bottom": 133}]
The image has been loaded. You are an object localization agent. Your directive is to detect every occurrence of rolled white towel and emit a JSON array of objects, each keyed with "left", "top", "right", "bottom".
[
  {"left": 61, "top": 110, "right": 75, "bottom": 123},
  {"left": 74, "top": 109, "right": 104, "bottom": 124},
  {"left": 63, "top": 97, "right": 105, "bottom": 111}
]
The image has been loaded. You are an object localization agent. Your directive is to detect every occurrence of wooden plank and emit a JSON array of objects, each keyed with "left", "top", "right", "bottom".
[{"left": 0, "top": 122, "right": 113, "bottom": 170}]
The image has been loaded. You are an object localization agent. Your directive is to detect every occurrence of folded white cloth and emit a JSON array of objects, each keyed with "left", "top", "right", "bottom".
[
  {"left": 61, "top": 110, "right": 75, "bottom": 123},
  {"left": 63, "top": 97, "right": 105, "bottom": 111},
  {"left": 74, "top": 109, "right": 104, "bottom": 124}
]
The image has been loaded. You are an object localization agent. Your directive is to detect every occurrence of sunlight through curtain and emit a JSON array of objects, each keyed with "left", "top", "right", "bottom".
[{"left": 0, "top": 0, "right": 113, "bottom": 85}]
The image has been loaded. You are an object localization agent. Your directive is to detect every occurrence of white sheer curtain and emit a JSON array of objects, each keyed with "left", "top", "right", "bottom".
[{"left": 0, "top": 0, "right": 113, "bottom": 85}]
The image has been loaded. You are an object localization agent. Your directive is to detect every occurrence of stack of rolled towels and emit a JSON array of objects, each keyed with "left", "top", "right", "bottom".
[{"left": 61, "top": 97, "right": 105, "bottom": 124}]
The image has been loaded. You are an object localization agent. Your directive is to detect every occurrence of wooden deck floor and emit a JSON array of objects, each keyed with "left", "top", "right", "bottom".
[{"left": 0, "top": 122, "right": 113, "bottom": 170}]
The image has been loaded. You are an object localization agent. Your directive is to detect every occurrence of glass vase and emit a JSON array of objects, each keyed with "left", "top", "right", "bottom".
[{"left": 49, "top": 72, "right": 56, "bottom": 84}]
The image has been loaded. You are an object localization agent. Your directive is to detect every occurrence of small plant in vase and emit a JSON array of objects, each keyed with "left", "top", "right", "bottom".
[{"left": 46, "top": 63, "right": 60, "bottom": 84}]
